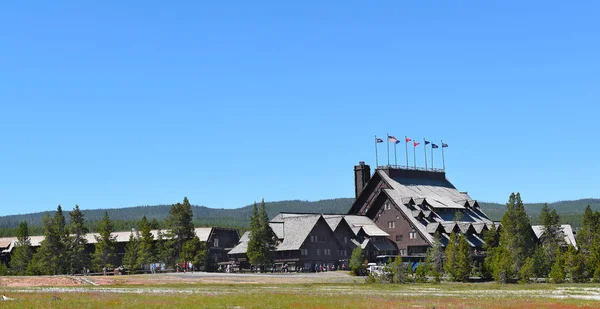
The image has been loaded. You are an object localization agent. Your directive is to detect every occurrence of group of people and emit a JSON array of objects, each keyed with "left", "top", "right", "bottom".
[
  {"left": 314, "top": 263, "right": 344, "bottom": 272},
  {"left": 175, "top": 261, "right": 194, "bottom": 273}
]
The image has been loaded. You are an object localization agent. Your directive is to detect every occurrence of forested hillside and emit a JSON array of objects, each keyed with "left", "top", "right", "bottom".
[{"left": 0, "top": 198, "right": 597, "bottom": 236}]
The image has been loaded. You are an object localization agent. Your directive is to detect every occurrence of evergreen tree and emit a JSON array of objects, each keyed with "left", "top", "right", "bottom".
[
  {"left": 519, "top": 257, "right": 535, "bottom": 283},
  {"left": 156, "top": 231, "right": 176, "bottom": 267},
  {"left": 565, "top": 246, "right": 586, "bottom": 282},
  {"left": 259, "top": 199, "right": 275, "bottom": 257},
  {"left": 33, "top": 206, "right": 68, "bottom": 275},
  {"left": 531, "top": 245, "right": 550, "bottom": 278},
  {"left": 539, "top": 203, "right": 562, "bottom": 267},
  {"left": 10, "top": 221, "right": 32, "bottom": 274},
  {"left": 577, "top": 205, "right": 600, "bottom": 276},
  {"left": 349, "top": 246, "right": 365, "bottom": 276},
  {"left": 247, "top": 202, "right": 267, "bottom": 268},
  {"left": 181, "top": 236, "right": 209, "bottom": 271},
  {"left": 444, "top": 232, "right": 471, "bottom": 282},
  {"left": 123, "top": 231, "right": 140, "bottom": 271},
  {"left": 93, "top": 212, "right": 118, "bottom": 271},
  {"left": 67, "top": 205, "right": 90, "bottom": 274},
  {"left": 492, "top": 193, "right": 535, "bottom": 282},
  {"left": 425, "top": 233, "right": 445, "bottom": 277},
  {"left": 166, "top": 197, "right": 196, "bottom": 263},
  {"left": 137, "top": 216, "right": 155, "bottom": 268},
  {"left": 549, "top": 249, "right": 566, "bottom": 283}
]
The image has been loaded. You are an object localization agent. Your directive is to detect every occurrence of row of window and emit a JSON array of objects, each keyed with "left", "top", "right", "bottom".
[
  {"left": 309, "top": 235, "right": 326, "bottom": 242},
  {"left": 300, "top": 249, "right": 347, "bottom": 256}
]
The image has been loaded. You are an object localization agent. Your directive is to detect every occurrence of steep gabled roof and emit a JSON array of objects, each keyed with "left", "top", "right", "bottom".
[
  {"left": 228, "top": 231, "right": 250, "bottom": 255},
  {"left": 531, "top": 224, "right": 577, "bottom": 250},
  {"left": 322, "top": 215, "right": 344, "bottom": 231},
  {"left": 384, "top": 189, "right": 434, "bottom": 245},
  {"left": 275, "top": 214, "right": 321, "bottom": 251}
]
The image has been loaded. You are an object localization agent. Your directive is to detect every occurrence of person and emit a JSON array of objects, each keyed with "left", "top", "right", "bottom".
[
  {"left": 102, "top": 266, "right": 106, "bottom": 276},
  {"left": 341, "top": 263, "right": 345, "bottom": 271}
]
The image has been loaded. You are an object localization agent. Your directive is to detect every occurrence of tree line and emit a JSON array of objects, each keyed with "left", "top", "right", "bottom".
[
  {"left": 5, "top": 197, "right": 210, "bottom": 275},
  {"left": 351, "top": 193, "right": 600, "bottom": 284}
]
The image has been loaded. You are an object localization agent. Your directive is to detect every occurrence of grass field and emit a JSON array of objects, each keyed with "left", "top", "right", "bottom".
[
  {"left": 2, "top": 282, "right": 600, "bottom": 308},
  {"left": 1, "top": 273, "right": 600, "bottom": 308}
]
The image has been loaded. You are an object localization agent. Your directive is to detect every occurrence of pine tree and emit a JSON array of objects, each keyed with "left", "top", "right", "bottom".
[
  {"left": 577, "top": 205, "right": 600, "bottom": 276},
  {"left": 549, "top": 249, "right": 566, "bottom": 283},
  {"left": 565, "top": 246, "right": 586, "bottom": 282},
  {"left": 424, "top": 233, "right": 444, "bottom": 282},
  {"left": 93, "top": 212, "right": 118, "bottom": 271},
  {"left": 247, "top": 202, "right": 267, "bottom": 268},
  {"left": 181, "top": 236, "right": 209, "bottom": 270},
  {"left": 492, "top": 193, "right": 535, "bottom": 282},
  {"left": 123, "top": 231, "right": 140, "bottom": 272},
  {"left": 457, "top": 233, "right": 472, "bottom": 282},
  {"left": 67, "top": 205, "right": 90, "bottom": 274},
  {"left": 531, "top": 245, "right": 550, "bottom": 278},
  {"left": 137, "top": 216, "right": 155, "bottom": 269},
  {"left": 444, "top": 232, "right": 471, "bottom": 282},
  {"left": 10, "top": 221, "right": 32, "bottom": 275},
  {"left": 259, "top": 199, "right": 275, "bottom": 262},
  {"left": 166, "top": 197, "right": 196, "bottom": 264},
  {"left": 33, "top": 206, "right": 68, "bottom": 275},
  {"left": 539, "top": 203, "right": 562, "bottom": 267}
]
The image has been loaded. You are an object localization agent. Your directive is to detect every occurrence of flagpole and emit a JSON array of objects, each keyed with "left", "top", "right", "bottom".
[
  {"left": 405, "top": 136, "right": 409, "bottom": 168},
  {"left": 441, "top": 140, "right": 446, "bottom": 171},
  {"left": 394, "top": 142, "right": 397, "bottom": 167},
  {"left": 424, "top": 138, "right": 428, "bottom": 170},
  {"left": 386, "top": 133, "right": 390, "bottom": 167},
  {"left": 413, "top": 143, "right": 416, "bottom": 168},
  {"left": 374, "top": 136, "right": 379, "bottom": 168},
  {"left": 431, "top": 146, "right": 434, "bottom": 171}
]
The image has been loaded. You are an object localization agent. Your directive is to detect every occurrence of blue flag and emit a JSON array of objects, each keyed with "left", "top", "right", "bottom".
[
  {"left": 432, "top": 144, "right": 439, "bottom": 149},
  {"left": 442, "top": 143, "right": 448, "bottom": 148},
  {"left": 424, "top": 140, "right": 431, "bottom": 145},
  {"left": 376, "top": 137, "right": 383, "bottom": 143}
]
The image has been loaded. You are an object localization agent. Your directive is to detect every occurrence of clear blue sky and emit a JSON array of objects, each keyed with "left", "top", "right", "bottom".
[{"left": 1, "top": 2, "right": 598, "bottom": 216}]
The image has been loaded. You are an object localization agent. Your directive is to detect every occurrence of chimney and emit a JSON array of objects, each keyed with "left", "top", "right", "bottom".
[{"left": 354, "top": 161, "right": 371, "bottom": 198}]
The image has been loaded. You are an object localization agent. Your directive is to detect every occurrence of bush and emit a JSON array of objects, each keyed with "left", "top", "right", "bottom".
[
  {"left": 349, "top": 247, "right": 366, "bottom": 276},
  {"left": 0, "top": 263, "right": 8, "bottom": 276}
]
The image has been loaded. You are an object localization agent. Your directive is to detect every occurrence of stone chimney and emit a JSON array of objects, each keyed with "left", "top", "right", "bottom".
[{"left": 354, "top": 161, "right": 371, "bottom": 198}]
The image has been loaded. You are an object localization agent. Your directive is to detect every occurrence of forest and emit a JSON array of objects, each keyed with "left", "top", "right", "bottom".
[{"left": 0, "top": 198, "right": 598, "bottom": 237}]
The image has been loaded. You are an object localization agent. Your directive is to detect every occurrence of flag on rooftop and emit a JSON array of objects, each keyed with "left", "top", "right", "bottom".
[
  {"left": 387, "top": 135, "right": 398, "bottom": 143},
  {"left": 432, "top": 143, "right": 439, "bottom": 149},
  {"left": 424, "top": 140, "right": 431, "bottom": 145},
  {"left": 442, "top": 143, "right": 449, "bottom": 148},
  {"left": 376, "top": 137, "right": 383, "bottom": 143},
  {"left": 414, "top": 141, "right": 420, "bottom": 147},
  {"left": 405, "top": 137, "right": 412, "bottom": 143}
]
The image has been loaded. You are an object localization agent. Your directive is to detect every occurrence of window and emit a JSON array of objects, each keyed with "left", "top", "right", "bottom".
[
  {"left": 301, "top": 249, "right": 308, "bottom": 256},
  {"left": 344, "top": 237, "right": 347, "bottom": 244},
  {"left": 324, "top": 249, "right": 331, "bottom": 256},
  {"left": 396, "top": 235, "right": 404, "bottom": 242},
  {"left": 385, "top": 202, "right": 391, "bottom": 210},
  {"left": 400, "top": 249, "right": 407, "bottom": 256},
  {"left": 317, "top": 249, "right": 321, "bottom": 256},
  {"left": 310, "top": 235, "right": 317, "bottom": 242},
  {"left": 409, "top": 232, "right": 416, "bottom": 239},
  {"left": 388, "top": 221, "right": 395, "bottom": 229},
  {"left": 214, "top": 238, "right": 219, "bottom": 247}
]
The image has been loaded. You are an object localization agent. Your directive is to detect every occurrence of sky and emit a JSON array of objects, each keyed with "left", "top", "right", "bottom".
[{"left": 1, "top": 1, "right": 599, "bottom": 216}]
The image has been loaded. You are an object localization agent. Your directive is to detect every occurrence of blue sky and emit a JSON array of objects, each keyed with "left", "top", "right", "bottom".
[{"left": 1, "top": 2, "right": 598, "bottom": 216}]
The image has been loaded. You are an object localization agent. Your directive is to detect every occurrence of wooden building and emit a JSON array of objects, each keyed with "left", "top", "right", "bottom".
[{"left": 348, "top": 162, "right": 496, "bottom": 262}]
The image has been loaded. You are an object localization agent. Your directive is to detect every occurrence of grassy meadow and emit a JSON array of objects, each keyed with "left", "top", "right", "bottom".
[{"left": 1, "top": 282, "right": 599, "bottom": 309}]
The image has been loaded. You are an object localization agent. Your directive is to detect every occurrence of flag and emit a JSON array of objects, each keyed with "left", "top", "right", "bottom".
[
  {"left": 395, "top": 140, "right": 401, "bottom": 144},
  {"left": 387, "top": 135, "right": 398, "bottom": 143},
  {"left": 442, "top": 143, "right": 448, "bottom": 148},
  {"left": 414, "top": 141, "right": 420, "bottom": 147},
  {"left": 375, "top": 137, "right": 383, "bottom": 143},
  {"left": 424, "top": 140, "right": 430, "bottom": 145},
  {"left": 405, "top": 137, "right": 412, "bottom": 143},
  {"left": 432, "top": 144, "right": 439, "bottom": 149}
]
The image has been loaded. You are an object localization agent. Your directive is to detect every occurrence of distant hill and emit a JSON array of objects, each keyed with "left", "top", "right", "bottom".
[
  {"left": 0, "top": 198, "right": 598, "bottom": 232},
  {"left": 0, "top": 198, "right": 355, "bottom": 230}
]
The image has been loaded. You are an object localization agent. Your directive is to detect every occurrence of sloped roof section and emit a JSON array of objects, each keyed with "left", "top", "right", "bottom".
[
  {"left": 531, "top": 224, "right": 577, "bottom": 250},
  {"left": 275, "top": 214, "right": 321, "bottom": 251},
  {"left": 228, "top": 231, "right": 250, "bottom": 255}
]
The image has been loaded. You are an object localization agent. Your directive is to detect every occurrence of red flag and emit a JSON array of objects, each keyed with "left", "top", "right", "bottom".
[
  {"left": 414, "top": 141, "right": 420, "bottom": 147},
  {"left": 405, "top": 137, "right": 412, "bottom": 143}
]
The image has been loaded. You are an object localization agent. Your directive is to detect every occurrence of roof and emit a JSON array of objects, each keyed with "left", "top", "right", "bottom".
[
  {"left": 322, "top": 215, "right": 344, "bottom": 231},
  {"left": 360, "top": 225, "right": 389, "bottom": 237},
  {"left": 275, "top": 215, "right": 321, "bottom": 251},
  {"left": 531, "top": 224, "right": 577, "bottom": 249},
  {"left": 0, "top": 226, "right": 221, "bottom": 253},
  {"left": 228, "top": 231, "right": 250, "bottom": 255}
]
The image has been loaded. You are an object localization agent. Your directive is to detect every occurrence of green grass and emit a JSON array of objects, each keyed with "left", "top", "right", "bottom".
[{"left": 1, "top": 283, "right": 599, "bottom": 308}]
